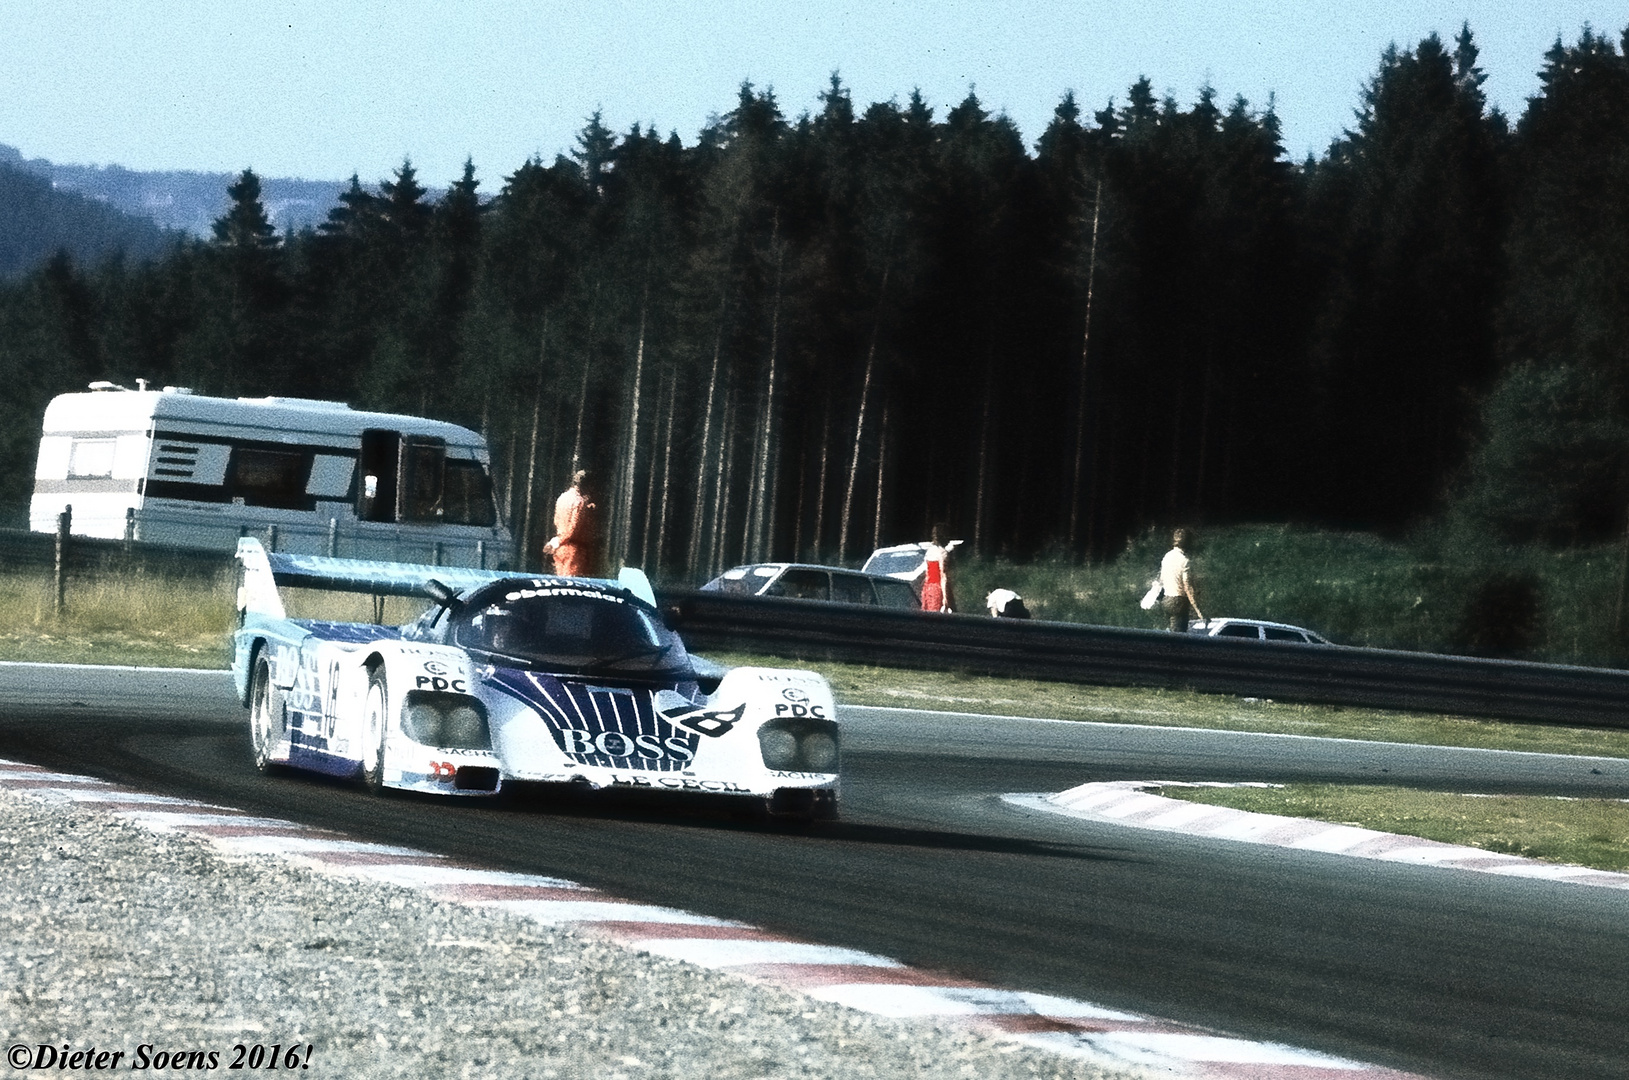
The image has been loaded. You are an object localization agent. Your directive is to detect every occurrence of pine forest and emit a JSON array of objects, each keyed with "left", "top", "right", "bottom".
[{"left": 3, "top": 27, "right": 1628, "bottom": 587}]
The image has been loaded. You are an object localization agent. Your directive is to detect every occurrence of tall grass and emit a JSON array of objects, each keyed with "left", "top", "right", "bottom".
[
  {"left": 0, "top": 566, "right": 238, "bottom": 667},
  {"left": 954, "top": 523, "right": 1629, "bottom": 667}
]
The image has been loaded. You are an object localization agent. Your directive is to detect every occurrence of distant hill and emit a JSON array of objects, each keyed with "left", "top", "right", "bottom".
[
  {"left": 0, "top": 143, "right": 348, "bottom": 248},
  {"left": 0, "top": 157, "right": 178, "bottom": 278}
]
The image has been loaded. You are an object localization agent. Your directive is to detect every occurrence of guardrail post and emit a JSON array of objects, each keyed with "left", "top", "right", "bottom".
[
  {"left": 327, "top": 517, "right": 339, "bottom": 558},
  {"left": 476, "top": 540, "right": 486, "bottom": 570},
  {"left": 433, "top": 541, "right": 443, "bottom": 566},
  {"left": 54, "top": 506, "right": 71, "bottom": 614},
  {"left": 267, "top": 524, "right": 278, "bottom": 552},
  {"left": 123, "top": 507, "right": 136, "bottom": 552}
]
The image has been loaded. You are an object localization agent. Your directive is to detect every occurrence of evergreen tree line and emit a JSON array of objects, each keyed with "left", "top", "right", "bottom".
[{"left": 2, "top": 26, "right": 1626, "bottom": 581}]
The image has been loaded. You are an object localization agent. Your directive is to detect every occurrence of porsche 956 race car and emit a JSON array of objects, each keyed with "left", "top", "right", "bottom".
[{"left": 231, "top": 538, "right": 839, "bottom": 819}]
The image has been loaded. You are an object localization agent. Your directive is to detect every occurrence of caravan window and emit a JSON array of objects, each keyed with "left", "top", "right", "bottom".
[
  {"left": 229, "top": 448, "right": 311, "bottom": 509},
  {"left": 68, "top": 439, "right": 117, "bottom": 479},
  {"left": 443, "top": 460, "right": 497, "bottom": 526}
]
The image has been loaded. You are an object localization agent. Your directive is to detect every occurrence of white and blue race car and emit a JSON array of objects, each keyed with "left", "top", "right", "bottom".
[{"left": 231, "top": 538, "right": 839, "bottom": 819}]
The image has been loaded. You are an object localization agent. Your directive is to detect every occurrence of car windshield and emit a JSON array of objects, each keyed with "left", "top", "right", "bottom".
[
  {"left": 707, "top": 566, "right": 776, "bottom": 595},
  {"left": 862, "top": 548, "right": 925, "bottom": 576},
  {"left": 451, "top": 586, "right": 686, "bottom": 675}
]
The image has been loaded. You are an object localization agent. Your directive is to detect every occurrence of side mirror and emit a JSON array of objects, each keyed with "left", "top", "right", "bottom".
[{"left": 424, "top": 579, "right": 463, "bottom": 612}]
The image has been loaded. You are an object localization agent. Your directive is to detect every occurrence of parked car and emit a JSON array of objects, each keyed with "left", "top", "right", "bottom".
[
  {"left": 860, "top": 540, "right": 962, "bottom": 587},
  {"left": 1190, "top": 617, "right": 1333, "bottom": 644},
  {"left": 701, "top": 562, "right": 922, "bottom": 611}
]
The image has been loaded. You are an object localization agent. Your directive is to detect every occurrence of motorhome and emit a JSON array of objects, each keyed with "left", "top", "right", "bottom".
[{"left": 31, "top": 383, "right": 513, "bottom": 567}]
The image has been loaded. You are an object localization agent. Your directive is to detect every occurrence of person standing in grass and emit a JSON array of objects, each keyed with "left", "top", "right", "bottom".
[
  {"left": 1159, "top": 527, "right": 1204, "bottom": 632},
  {"left": 920, "top": 523, "right": 956, "bottom": 613}
]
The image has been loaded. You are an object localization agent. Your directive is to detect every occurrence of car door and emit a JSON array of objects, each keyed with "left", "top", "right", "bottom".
[
  {"left": 872, "top": 578, "right": 920, "bottom": 610},
  {"left": 831, "top": 572, "right": 877, "bottom": 605},
  {"left": 765, "top": 568, "right": 831, "bottom": 601}
]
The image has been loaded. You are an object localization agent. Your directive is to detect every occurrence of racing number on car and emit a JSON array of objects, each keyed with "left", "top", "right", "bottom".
[
  {"left": 429, "top": 761, "right": 456, "bottom": 781},
  {"left": 324, "top": 660, "right": 342, "bottom": 737}
]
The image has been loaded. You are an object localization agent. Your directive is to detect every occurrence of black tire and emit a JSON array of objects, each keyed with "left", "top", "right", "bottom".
[
  {"left": 248, "top": 654, "right": 286, "bottom": 775},
  {"left": 361, "top": 667, "right": 389, "bottom": 794}
]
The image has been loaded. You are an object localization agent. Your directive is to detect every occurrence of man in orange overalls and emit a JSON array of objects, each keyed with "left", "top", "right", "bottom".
[{"left": 542, "top": 470, "right": 602, "bottom": 577}]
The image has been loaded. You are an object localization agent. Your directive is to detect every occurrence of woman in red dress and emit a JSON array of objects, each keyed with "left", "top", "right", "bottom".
[{"left": 920, "top": 523, "right": 954, "bottom": 613}]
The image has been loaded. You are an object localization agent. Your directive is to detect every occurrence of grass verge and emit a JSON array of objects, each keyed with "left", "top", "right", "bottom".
[
  {"left": 1158, "top": 783, "right": 1629, "bottom": 873},
  {"left": 0, "top": 570, "right": 236, "bottom": 668}
]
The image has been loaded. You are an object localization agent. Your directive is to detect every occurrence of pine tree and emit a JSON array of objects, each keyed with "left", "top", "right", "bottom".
[
  {"left": 1306, "top": 28, "right": 1506, "bottom": 525},
  {"left": 212, "top": 169, "right": 279, "bottom": 250}
]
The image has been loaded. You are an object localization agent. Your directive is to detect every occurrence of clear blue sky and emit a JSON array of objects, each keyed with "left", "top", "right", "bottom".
[{"left": 2, "top": 1, "right": 1622, "bottom": 186}]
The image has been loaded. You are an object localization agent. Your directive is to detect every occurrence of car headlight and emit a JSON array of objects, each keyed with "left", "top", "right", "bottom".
[
  {"left": 758, "top": 727, "right": 800, "bottom": 769},
  {"left": 443, "top": 705, "right": 485, "bottom": 746},
  {"left": 402, "top": 692, "right": 490, "bottom": 750},
  {"left": 757, "top": 717, "right": 840, "bottom": 772},
  {"left": 800, "top": 731, "right": 839, "bottom": 772},
  {"left": 404, "top": 700, "right": 443, "bottom": 740}
]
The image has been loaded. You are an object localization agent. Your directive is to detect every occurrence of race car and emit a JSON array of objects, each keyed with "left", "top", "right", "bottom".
[{"left": 231, "top": 538, "right": 839, "bottom": 819}]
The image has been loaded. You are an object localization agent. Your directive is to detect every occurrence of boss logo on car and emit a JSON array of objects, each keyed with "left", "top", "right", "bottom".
[
  {"left": 556, "top": 729, "right": 698, "bottom": 764},
  {"left": 751, "top": 671, "right": 823, "bottom": 687}
]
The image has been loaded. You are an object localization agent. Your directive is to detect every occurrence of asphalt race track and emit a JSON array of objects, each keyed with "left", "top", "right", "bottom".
[{"left": 3, "top": 663, "right": 1628, "bottom": 1080}]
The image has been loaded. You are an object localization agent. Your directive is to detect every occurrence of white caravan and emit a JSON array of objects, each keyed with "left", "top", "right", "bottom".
[{"left": 31, "top": 383, "right": 513, "bottom": 567}]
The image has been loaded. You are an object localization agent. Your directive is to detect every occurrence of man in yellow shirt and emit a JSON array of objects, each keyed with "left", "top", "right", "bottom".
[{"left": 1159, "top": 528, "right": 1204, "bottom": 632}]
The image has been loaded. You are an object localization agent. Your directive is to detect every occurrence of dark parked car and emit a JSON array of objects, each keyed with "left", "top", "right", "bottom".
[{"left": 701, "top": 563, "right": 922, "bottom": 610}]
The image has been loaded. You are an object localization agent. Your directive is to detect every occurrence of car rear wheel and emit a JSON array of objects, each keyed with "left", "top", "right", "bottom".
[
  {"left": 361, "top": 667, "right": 389, "bottom": 794},
  {"left": 248, "top": 654, "right": 286, "bottom": 775}
]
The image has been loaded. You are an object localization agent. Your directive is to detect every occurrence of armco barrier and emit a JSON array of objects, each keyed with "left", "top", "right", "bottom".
[
  {"left": 656, "top": 589, "right": 1629, "bottom": 730},
  {"left": 7, "top": 521, "right": 1627, "bottom": 732}
]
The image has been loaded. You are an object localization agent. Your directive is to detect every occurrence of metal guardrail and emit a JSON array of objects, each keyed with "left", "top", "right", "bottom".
[
  {"left": 657, "top": 589, "right": 1629, "bottom": 731},
  {"left": 6, "top": 524, "right": 1627, "bottom": 731}
]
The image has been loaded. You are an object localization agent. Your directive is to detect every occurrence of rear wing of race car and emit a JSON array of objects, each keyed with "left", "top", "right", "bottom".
[{"left": 234, "top": 538, "right": 658, "bottom": 618}]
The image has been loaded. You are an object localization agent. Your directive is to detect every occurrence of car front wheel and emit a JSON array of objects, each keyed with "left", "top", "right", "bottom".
[
  {"left": 249, "top": 654, "right": 285, "bottom": 775},
  {"left": 361, "top": 668, "right": 390, "bottom": 794}
]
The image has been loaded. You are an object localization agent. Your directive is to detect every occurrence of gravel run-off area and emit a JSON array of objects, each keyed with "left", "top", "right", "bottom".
[{"left": 0, "top": 787, "right": 1142, "bottom": 1079}]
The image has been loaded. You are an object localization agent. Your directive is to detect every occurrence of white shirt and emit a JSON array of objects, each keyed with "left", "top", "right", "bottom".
[{"left": 1160, "top": 547, "right": 1191, "bottom": 599}]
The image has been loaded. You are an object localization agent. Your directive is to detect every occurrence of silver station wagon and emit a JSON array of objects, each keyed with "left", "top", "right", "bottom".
[{"left": 701, "top": 563, "right": 922, "bottom": 611}]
